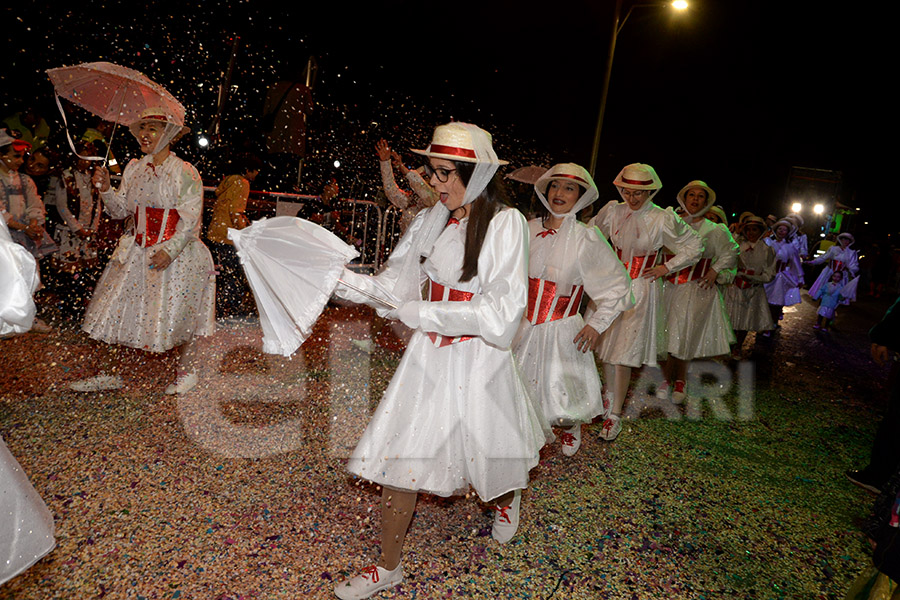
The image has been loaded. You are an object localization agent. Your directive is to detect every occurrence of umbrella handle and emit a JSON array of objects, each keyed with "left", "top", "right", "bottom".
[{"left": 337, "top": 278, "right": 399, "bottom": 310}]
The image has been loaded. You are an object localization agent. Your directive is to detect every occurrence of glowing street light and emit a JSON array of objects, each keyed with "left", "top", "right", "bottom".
[
  {"left": 588, "top": 0, "right": 688, "bottom": 176},
  {"left": 813, "top": 204, "right": 825, "bottom": 215},
  {"left": 791, "top": 202, "right": 802, "bottom": 213}
]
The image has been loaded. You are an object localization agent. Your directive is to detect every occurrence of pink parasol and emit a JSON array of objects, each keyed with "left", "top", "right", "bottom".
[
  {"left": 46, "top": 61, "right": 186, "bottom": 165},
  {"left": 46, "top": 61, "right": 185, "bottom": 127}
]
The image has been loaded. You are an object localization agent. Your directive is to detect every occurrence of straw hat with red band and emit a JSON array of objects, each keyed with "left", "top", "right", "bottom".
[
  {"left": 613, "top": 163, "right": 662, "bottom": 202},
  {"left": 534, "top": 162, "right": 599, "bottom": 218},
  {"left": 742, "top": 215, "right": 766, "bottom": 230},
  {"left": 676, "top": 179, "right": 717, "bottom": 218},
  {"left": 772, "top": 218, "right": 796, "bottom": 237},
  {"left": 706, "top": 205, "right": 728, "bottom": 226},
  {"left": 785, "top": 213, "right": 804, "bottom": 228},
  {"left": 128, "top": 107, "right": 190, "bottom": 154},
  {"left": 837, "top": 232, "right": 855, "bottom": 246},
  {"left": 411, "top": 122, "right": 508, "bottom": 165}
]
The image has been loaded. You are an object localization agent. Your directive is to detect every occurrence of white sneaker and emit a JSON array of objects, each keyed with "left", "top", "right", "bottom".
[
  {"left": 656, "top": 381, "right": 669, "bottom": 400},
  {"left": 560, "top": 425, "right": 582, "bottom": 457},
  {"left": 598, "top": 414, "right": 622, "bottom": 441},
  {"left": 334, "top": 564, "right": 403, "bottom": 600},
  {"left": 491, "top": 489, "right": 522, "bottom": 544},
  {"left": 69, "top": 374, "right": 124, "bottom": 392},
  {"left": 164, "top": 371, "right": 198, "bottom": 395}
]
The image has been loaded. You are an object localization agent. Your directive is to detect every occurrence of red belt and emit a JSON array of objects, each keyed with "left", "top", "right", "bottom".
[
  {"left": 426, "top": 279, "right": 474, "bottom": 347},
  {"left": 614, "top": 246, "right": 659, "bottom": 279},
  {"left": 830, "top": 260, "right": 845, "bottom": 272},
  {"left": 734, "top": 268, "right": 756, "bottom": 289},
  {"left": 665, "top": 257, "right": 712, "bottom": 285},
  {"left": 135, "top": 207, "right": 179, "bottom": 247},
  {"left": 526, "top": 278, "right": 584, "bottom": 325}
]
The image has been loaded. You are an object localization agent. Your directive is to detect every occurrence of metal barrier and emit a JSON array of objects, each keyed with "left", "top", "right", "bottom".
[{"left": 203, "top": 187, "right": 385, "bottom": 272}]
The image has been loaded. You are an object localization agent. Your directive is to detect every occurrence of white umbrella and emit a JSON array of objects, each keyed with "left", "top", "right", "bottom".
[{"left": 229, "top": 216, "right": 396, "bottom": 357}]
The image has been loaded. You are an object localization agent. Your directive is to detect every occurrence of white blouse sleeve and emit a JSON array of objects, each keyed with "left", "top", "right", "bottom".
[
  {"left": 415, "top": 208, "right": 529, "bottom": 349},
  {"left": 99, "top": 159, "right": 138, "bottom": 220},
  {"left": 709, "top": 224, "right": 740, "bottom": 285},
  {"left": 660, "top": 209, "right": 703, "bottom": 273},
  {"left": 578, "top": 223, "right": 634, "bottom": 334},
  {"left": 158, "top": 161, "right": 203, "bottom": 260}
]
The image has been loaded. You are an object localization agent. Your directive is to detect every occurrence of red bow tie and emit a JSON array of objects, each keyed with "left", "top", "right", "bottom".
[
  {"left": 537, "top": 229, "right": 557, "bottom": 238},
  {"left": 447, "top": 217, "right": 460, "bottom": 227}
]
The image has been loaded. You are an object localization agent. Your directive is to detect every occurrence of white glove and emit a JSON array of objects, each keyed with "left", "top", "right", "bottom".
[{"left": 394, "top": 302, "right": 421, "bottom": 329}]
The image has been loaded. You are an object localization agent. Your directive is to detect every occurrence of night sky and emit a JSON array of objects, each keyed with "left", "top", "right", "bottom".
[{"left": 4, "top": 1, "right": 889, "bottom": 239}]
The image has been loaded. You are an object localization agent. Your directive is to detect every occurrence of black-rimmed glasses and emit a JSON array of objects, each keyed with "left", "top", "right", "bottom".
[{"left": 422, "top": 164, "right": 457, "bottom": 183}]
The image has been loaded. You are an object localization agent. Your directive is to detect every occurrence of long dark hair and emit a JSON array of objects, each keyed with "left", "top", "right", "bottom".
[{"left": 454, "top": 160, "right": 510, "bottom": 282}]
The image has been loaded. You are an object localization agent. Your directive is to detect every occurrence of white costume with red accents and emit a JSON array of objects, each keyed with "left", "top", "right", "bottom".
[
  {"left": 763, "top": 237, "right": 803, "bottom": 306},
  {"left": 725, "top": 238, "right": 777, "bottom": 331},
  {"left": 662, "top": 219, "right": 738, "bottom": 359},
  {"left": 83, "top": 154, "right": 215, "bottom": 352},
  {"left": 513, "top": 218, "right": 631, "bottom": 425},
  {"left": 589, "top": 200, "right": 702, "bottom": 368},
  {"left": 335, "top": 207, "right": 551, "bottom": 501}
]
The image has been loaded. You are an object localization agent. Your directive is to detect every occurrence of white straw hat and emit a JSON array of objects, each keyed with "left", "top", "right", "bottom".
[
  {"left": 676, "top": 179, "right": 717, "bottom": 218},
  {"left": 411, "top": 122, "right": 508, "bottom": 165},
  {"left": 534, "top": 163, "right": 598, "bottom": 218},
  {"left": 613, "top": 163, "right": 662, "bottom": 191}
]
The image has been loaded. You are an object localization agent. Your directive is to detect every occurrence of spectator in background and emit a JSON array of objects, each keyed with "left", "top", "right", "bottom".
[
  {"left": 207, "top": 154, "right": 262, "bottom": 317},
  {"left": 3, "top": 107, "right": 50, "bottom": 151},
  {"left": 82, "top": 119, "right": 122, "bottom": 174},
  {"left": 0, "top": 129, "right": 55, "bottom": 260},
  {"left": 375, "top": 139, "right": 437, "bottom": 232}
]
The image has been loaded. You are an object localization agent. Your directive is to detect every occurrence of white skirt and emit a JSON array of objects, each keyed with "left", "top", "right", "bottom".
[
  {"left": 595, "top": 277, "right": 663, "bottom": 368},
  {"left": 663, "top": 281, "right": 735, "bottom": 360},
  {"left": 0, "top": 438, "right": 56, "bottom": 585},
  {"left": 764, "top": 271, "right": 801, "bottom": 306},
  {"left": 513, "top": 314, "right": 604, "bottom": 425},
  {"left": 348, "top": 331, "right": 552, "bottom": 502},
  {"left": 724, "top": 285, "right": 775, "bottom": 332},
  {"left": 83, "top": 235, "right": 216, "bottom": 352}
]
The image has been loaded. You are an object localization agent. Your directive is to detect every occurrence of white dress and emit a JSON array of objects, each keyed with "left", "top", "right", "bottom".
[
  {"left": 82, "top": 154, "right": 216, "bottom": 352},
  {"left": 763, "top": 238, "right": 803, "bottom": 306},
  {"left": 589, "top": 200, "right": 703, "bottom": 368},
  {"left": 662, "top": 219, "right": 738, "bottom": 360},
  {"left": 335, "top": 207, "right": 551, "bottom": 501},
  {"left": 807, "top": 244, "right": 859, "bottom": 304},
  {"left": 0, "top": 437, "right": 56, "bottom": 585},
  {"left": 513, "top": 218, "right": 632, "bottom": 425},
  {"left": 0, "top": 217, "right": 39, "bottom": 337},
  {"left": 724, "top": 239, "right": 777, "bottom": 331}
]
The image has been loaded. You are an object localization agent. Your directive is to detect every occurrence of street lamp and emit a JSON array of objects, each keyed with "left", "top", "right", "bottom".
[
  {"left": 588, "top": 0, "right": 688, "bottom": 177},
  {"left": 791, "top": 202, "right": 802, "bottom": 213},
  {"left": 814, "top": 204, "right": 824, "bottom": 215}
]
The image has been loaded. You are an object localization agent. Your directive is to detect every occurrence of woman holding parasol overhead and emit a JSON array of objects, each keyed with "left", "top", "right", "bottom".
[{"left": 68, "top": 106, "right": 215, "bottom": 394}]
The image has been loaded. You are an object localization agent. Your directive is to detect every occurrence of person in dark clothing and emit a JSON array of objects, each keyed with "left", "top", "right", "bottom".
[
  {"left": 846, "top": 295, "right": 900, "bottom": 494},
  {"left": 845, "top": 467, "right": 900, "bottom": 598}
]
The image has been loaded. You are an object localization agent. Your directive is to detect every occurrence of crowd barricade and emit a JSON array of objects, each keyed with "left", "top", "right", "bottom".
[
  {"left": 202, "top": 187, "right": 385, "bottom": 273},
  {"left": 380, "top": 206, "right": 404, "bottom": 265}
]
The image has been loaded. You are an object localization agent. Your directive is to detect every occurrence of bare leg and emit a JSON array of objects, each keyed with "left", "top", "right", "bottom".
[
  {"left": 379, "top": 488, "right": 417, "bottom": 571},
  {"left": 491, "top": 490, "right": 515, "bottom": 507},
  {"left": 607, "top": 364, "right": 631, "bottom": 416},
  {"left": 671, "top": 356, "right": 689, "bottom": 383},
  {"left": 176, "top": 338, "right": 198, "bottom": 373}
]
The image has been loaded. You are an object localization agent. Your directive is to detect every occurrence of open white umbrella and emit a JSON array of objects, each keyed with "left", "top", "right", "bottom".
[{"left": 229, "top": 216, "right": 397, "bottom": 357}]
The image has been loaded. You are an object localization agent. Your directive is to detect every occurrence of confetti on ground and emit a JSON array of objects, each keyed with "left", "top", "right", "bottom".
[{"left": 0, "top": 295, "right": 889, "bottom": 599}]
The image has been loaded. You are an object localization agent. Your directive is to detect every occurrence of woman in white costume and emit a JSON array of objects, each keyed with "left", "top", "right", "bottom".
[
  {"left": 784, "top": 213, "right": 809, "bottom": 260},
  {"left": 658, "top": 181, "right": 738, "bottom": 403},
  {"left": 69, "top": 107, "right": 215, "bottom": 394},
  {"left": 588, "top": 164, "right": 702, "bottom": 441},
  {"left": 0, "top": 215, "right": 40, "bottom": 337},
  {"left": 330, "top": 123, "right": 550, "bottom": 599},
  {"left": 805, "top": 231, "right": 859, "bottom": 306},
  {"left": 513, "top": 163, "right": 632, "bottom": 456},
  {"left": 0, "top": 219, "right": 56, "bottom": 582},
  {"left": 763, "top": 218, "right": 803, "bottom": 328},
  {"left": 724, "top": 215, "right": 776, "bottom": 356}
]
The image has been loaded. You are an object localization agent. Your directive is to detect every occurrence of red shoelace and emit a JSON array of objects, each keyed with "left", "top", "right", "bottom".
[
  {"left": 494, "top": 505, "right": 512, "bottom": 524},
  {"left": 560, "top": 432, "right": 576, "bottom": 447},
  {"left": 362, "top": 565, "right": 380, "bottom": 582}
]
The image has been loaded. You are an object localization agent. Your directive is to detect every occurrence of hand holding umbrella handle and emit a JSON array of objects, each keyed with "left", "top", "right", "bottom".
[{"left": 92, "top": 165, "right": 111, "bottom": 191}]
